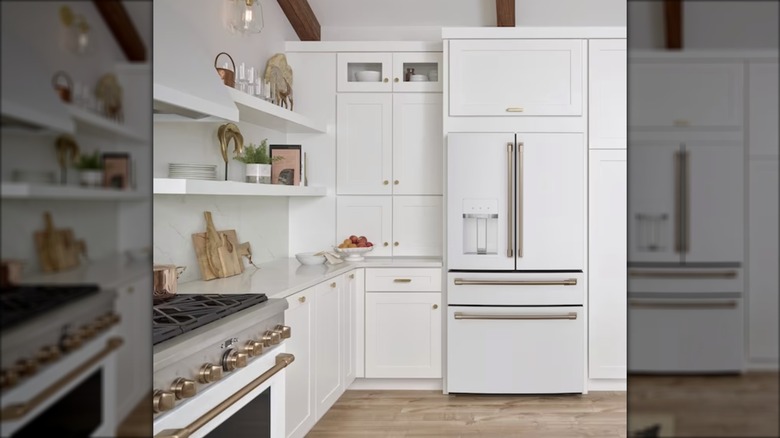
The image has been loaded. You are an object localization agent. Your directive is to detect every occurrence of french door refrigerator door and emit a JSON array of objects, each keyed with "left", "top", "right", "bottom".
[{"left": 447, "top": 133, "right": 585, "bottom": 271}]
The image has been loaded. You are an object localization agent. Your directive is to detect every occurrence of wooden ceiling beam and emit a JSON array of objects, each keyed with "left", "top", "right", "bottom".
[
  {"left": 496, "top": 0, "right": 515, "bottom": 27},
  {"left": 92, "top": 0, "right": 146, "bottom": 61},
  {"left": 277, "top": 0, "right": 321, "bottom": 41},
  {"left": 664, "top": 0, "right": 683, "bottom": 49}
]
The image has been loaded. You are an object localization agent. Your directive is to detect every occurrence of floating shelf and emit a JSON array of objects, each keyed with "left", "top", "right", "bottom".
[
  {"left": 226, "top": 87, "right": 328, "bottom": 133},
  {"left": 67, "top": 105, "right": 147, "bottom": 143},
  {"left": 153, "top": 178, "right": 326, "bottom": 197},
  {"left": 1, "top": 182, "right": 145, "bottom": 201}
]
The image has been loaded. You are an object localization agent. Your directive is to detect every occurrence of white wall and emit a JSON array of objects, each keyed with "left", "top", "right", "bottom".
[
  {"left": 629, "top": 1, "right": 779, "bottom": 49},
  {"left": 515, "top": 0, "right": 626, "bottom": 26}
]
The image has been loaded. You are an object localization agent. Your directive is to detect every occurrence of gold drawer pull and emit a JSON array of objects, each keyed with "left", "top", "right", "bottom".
[
  {"left": 506, "top": 107, "right": 524, "bottom": 112},
  {"left": 673, "top": 119, "right": 690, "bottom": 127},
  {"left": 393, "top": 279, "right": 412, "bottom": 283}
]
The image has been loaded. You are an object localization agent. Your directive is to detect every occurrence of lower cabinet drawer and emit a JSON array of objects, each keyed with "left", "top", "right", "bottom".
[
  {"left": 365, "top": 268, "right": 441, "bottom": 292},
  {"left": 447, "top": 305, "right": 584, "bottom": 394}
]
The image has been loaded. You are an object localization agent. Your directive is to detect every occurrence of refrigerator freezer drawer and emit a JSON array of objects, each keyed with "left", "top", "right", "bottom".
[
  {"left": 447, "top": 272, "right": 584, "bottom": 305},
  {"left": 628, "top": 296, "right": 744, "bottom": 373},
  {"left": 447, "top": 306, "right": 584, "bottom": 394},
  {"left": 628, "top": 267, "right": 742, "bottom": 294}
]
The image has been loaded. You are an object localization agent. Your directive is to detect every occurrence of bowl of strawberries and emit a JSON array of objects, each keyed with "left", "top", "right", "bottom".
[{"left": 335, "top": 235, "right": 374, "bottom": 261}]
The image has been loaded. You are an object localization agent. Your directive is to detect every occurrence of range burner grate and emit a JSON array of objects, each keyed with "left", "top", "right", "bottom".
[
  {"left": 153, "top": 294, "right": 268, "bottom": 345},
  {"left": 0, "top": 284, "right": 100, "bottom": 331}
]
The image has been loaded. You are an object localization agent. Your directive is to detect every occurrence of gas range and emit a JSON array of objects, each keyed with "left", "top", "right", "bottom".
[{"left": 152, "top": 294, "right": 291, "bottom": 437}]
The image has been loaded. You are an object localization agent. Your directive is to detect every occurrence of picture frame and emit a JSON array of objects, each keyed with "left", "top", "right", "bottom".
[
  {"left": 269, "top": 145, "right": 302, "bottom": 186},
  {"left": 101, "top": 152, "right": 130, "bottom": 189}
]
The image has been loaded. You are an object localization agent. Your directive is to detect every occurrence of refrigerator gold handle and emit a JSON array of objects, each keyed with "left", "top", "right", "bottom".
[
  {"left": 506, "top": 142, "right": 514, "bottom": 258},
  {"left": 682, "top": 147, "right": 690, "bottom": 253},
  {"left": 673, "top": 149, "right": 683, "bottom": 253},
  {"left": 628, "top": 270, "right": 737, "bottom": 279},
  {"left": 517, "top": 141, "right": 524, "bottom": 258},
  {"left": 629, "top": 300, "right": 737, "bottom": 309}
]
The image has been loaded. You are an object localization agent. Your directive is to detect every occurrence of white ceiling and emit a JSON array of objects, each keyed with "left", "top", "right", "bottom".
[{"left": 307, "top": 0, "right": 496, "bottom": 27}]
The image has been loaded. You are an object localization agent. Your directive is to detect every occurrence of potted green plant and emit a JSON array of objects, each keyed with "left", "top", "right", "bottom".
[
  {"left": 233, "top": 139, "right": 279, "bottom": 183},
  {"left": 75, "top": 150, "right": 103, "bottom": 187}
]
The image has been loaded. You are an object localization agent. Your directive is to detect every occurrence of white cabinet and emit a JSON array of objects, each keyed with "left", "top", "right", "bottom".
[
  {"left": 337, "top": 52, "right": 442, "bottom": 93},
  {"left": 747, "top": 159, "right": 779, "bottom": 363},
  {"left": 114, "top": 275, "right": 152, "bottom": 422},
  {"left": 589, "top": 40, "right": 627, "bottom": 149},
  {"left": 629, "top": 60, "right": 743, "bottom": 128},
  {"left": 748, "top": 61, "right": 779, "bottom": 157},
  {"left": 588, "top": 150, "right": 627, "bottom": 379},
  {"left": 337, "top": 196, "right": 442, "bottom": 257},
  {"left": 284, "top": 288, "right": 316, "bottom": 438},
  {"left": 448, "top": 39, "right": 584, "bottom": 116},
  {"left": 337, "top": 93, "right": 442, "bottom": 195},
  {"left": 336, "top": 93, "right": 393, "bottom": 195},
  {"left": 343, "top": 269, "right": 365, "bottom": 384},
  {"left": 365, "top": 292, "right": 442, "bottom": 378},
  {"left": 314, "top": 277, "right": 343, "bottom": 418}
]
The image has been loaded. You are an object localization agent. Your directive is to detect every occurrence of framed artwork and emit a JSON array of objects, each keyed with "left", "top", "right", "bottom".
[
  {"left": 102, "top": 152, "right": 130, "bottom": 189},
  {"left": 269, "top": 145, "right": 301, "bottom": 186}
]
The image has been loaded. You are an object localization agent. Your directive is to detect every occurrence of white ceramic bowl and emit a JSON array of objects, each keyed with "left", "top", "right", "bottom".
[
  {"left": 334, "top": 246, "right": 373, "bottom": 262},
  {"left": 410, "top": 74, "right": 427, "bottom": 82},
  {"left": 355, "top": 70, "right": 381, "bottom": 82},
  {"left": 296, "top": 252, "right": 326, "bottom": 265}
]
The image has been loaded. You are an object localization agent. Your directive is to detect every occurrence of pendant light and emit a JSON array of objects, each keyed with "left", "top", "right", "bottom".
[{"left": 226, "top": 0, "right": 264, "bottom": 34}]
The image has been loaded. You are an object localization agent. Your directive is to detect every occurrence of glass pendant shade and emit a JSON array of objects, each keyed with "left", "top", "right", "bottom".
[{"left": 227, "top": 0, "right": 264, "bottom": 34}]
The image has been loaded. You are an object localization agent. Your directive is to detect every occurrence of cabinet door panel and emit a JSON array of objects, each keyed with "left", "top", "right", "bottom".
[
  {"left": 392, "top": 196, "right": 442, "bottom": 257},
  {"left": 589, "top": 39, "right": 627, "bottom": 149},
  {"left": 285, "top": 289, "right": 316, "bottom": 438},
  {"left": 391, "top": 52, "right": 442, "bottom": 92},
  {"left": 342, "top": 269, "right": 365, "bottom": 385},
  {"left": 748, "top": 62, "right": 779, "bottom": 157},
  {"left": 449, "top": 39, "right": 583, "bottom": 116},
  {"left": 314, "top": 279, "right": 342, "bottom": 419},
  {"left": 393, "top": 93, "right": 443, "bottom": 195},
  {"left": 365, "top": 292, "right": 441, "bottom": 378},
  {"left": 337, "top": 94, "right": 393, "bottom": 194},
  {"left": 588, "top": 150, "right": 627, "bottom": 379},
  {"left": 336, "top": 196, "right": 392, "bottom": 256},
  {"left": 337, "top": 53, "right": 392, "bottom": 92}
]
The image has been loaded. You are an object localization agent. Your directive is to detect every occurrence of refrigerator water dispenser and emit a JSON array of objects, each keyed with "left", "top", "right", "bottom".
[{"left": 462, "top": 199, "right": 498, "bottom": 255}]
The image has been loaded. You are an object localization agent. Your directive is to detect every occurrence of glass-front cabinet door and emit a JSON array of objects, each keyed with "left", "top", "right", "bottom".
[
  {"left": 337, "top": 53, "right": 393, "bottom": 92},
  {"left": 391, "top": 52, "right": 442, "bottom": 92}
]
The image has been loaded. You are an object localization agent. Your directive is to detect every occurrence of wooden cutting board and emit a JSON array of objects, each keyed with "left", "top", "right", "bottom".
[
  {"left": 34, "top": 212, "right": 85, "bottom": 272},
  {"left": 192, "top": 212, "right": 249, "bottom": 281}
]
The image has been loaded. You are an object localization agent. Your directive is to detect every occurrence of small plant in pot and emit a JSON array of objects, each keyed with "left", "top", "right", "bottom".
[
  {"left": 75, "top": 151, "right": 103, "bottom": 187},
  {"left": 233, "top": 139, "right": 279, "bottom": 183}
]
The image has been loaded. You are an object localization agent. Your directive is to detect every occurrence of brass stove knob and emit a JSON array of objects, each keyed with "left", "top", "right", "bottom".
[
  {"left": 262, "top": 330, "right": 282, "bottom": 346},
  {"left": 1, "top": 369, "right": 19, "bottom": 389},
  {"left": 14, "top": 358, "right": 38, "bottom": 377},
  {"left": 80, "top": 324, "right": 97, "bottom": 339},
  {"left": 274, "top": 324, "right": 291, "bottom": 339},
  {"left": 223, "top": 349, "right": 248, "bottom": 371},
  {"left": 153, "top": 389, "right": 176, "bottom": 413},
  {"left": 245, "top": 340, "right": 264, "bottom": 357},
  {"left": 171, "top": 378, "right": 196, "bottom": 400},
  {"left": 108, "top": 313, "right": 121, "bottom": 325},
  {"left": 197, "top": 363, "right": 223, "bottom": 383},
  {"left": 36, "top": 345, "right": 62, "bottom": 364},
  {"left": 61, "top": 332, "right": 83, "bottom": 352}
]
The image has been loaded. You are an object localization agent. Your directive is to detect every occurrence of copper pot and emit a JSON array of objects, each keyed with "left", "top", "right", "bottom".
[
  {"left": 0, "top": 259, "right": 25, "bottom": 288},
  {"left": 214, "top": 52, "right": 236, "bottom": 88},
  {"left": 153, "top": 264, "right": 186, "bottom": 300},
  {"left": 51, "top": 71, "right": 73, "bottom": 103}
]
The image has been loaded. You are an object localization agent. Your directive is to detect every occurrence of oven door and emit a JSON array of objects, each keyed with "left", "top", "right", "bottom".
[
  {"left": 0, "top": 333, "right": 122, "bottom": 437},
  {"left": 153, "top": 346, "right": 293, "bottom": 438}
]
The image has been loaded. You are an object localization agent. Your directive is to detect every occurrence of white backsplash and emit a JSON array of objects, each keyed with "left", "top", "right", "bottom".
[{"left": 153, "top": 195, "right": 289, "bottom": 284}]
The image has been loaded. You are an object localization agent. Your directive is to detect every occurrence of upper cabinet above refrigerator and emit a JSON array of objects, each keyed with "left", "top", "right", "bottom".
[{"left": 448, "top": 39, "right": 584, "bottom": 117}]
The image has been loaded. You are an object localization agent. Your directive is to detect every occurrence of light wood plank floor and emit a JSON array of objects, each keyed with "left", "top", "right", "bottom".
[
  {"left": 307, "top": 390, "right": 627, "bottom": 438},
  {"left": 629, "top": 372, "right": 779, "bottom": 437}
]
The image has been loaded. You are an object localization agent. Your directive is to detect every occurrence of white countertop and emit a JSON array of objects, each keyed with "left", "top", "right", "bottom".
[
  {"left": 177, "top": 257, "right": 442, "bottom": 299},
  {"left": 18, "top": 252, "right": 149, "bottom": 290}
]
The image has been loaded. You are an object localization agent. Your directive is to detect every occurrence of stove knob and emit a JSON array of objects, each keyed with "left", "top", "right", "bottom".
[
  {"left": 14, "top": 358, "right": 38, "bottom": 377},
  {"left": 223, "top": 349, "right": 249, "bottom": 371},
  {"left": 108, "top": 313, "right": 121, "bottom": 325},
  {"left": 1, "top": 369, "right": 19, "bottom": 389},
  {"left": 171, "top": 378, "right": 197, "bottom": 399},
  {"left": 80, "top": 324, "right": 97, "bottom": 339},
  {"left": 261, "top": 330, "right": 281, "bottom": 346},
  {"left": 153, "top": 389, "right": 176, "bottom": 413},
  {"left": 274, "top": 324, "right": 292, "bottom": 339},
  {"left": 61, "top": 332, "right": 83, "bottom": 352},
  {"left": 245, "top": 340, "right": 264, "bottom": 357},
  {"left": 197, "top": 364, "right": 223, "bottom": 383},
  {"left": 36, "top": 345, "right": 62, "bottom": 364}
]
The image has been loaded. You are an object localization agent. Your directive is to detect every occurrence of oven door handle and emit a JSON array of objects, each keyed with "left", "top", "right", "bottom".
[
  {"left": 155, "top": 353, "right": 295, "bottom": 438},
  {"left": 0, "top": 337, "right": 124, "bottom": 422},
  {"left": 454, "top": 312, "right": 578, "bottom": 320}
]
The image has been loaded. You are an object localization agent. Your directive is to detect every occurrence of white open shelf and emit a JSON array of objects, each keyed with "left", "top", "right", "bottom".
[
  {"left": 1, "top": 182, "right": 145, "bottom": 201},
  {"left": 226, "top": 87, "right": 328, "bottom": 133},
  {"left": 67, "top": 105, "right": 147, "bottom": 143},
  {"left": 153, "top": 178, "right": 326, "bottom": 197}
]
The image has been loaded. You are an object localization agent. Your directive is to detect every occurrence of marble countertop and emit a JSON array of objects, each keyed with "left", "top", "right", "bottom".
[
  {"left": 177, "top": 257, "right": 442, "bottom": 299},
  {"left": 18, "top": 252, "right": 150, "bottom": 290}
]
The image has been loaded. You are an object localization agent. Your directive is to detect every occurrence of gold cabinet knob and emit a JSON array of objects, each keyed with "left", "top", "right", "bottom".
[
  {"left": 171, "top": 378, "right": 196, "bottom": 400},
  {"left": 383, "top": 78, "right": 389, "bottom": 83},
  {"left": 262, "top": 330, "right": 282, "bottom": 346},
  {"left": 298, "top": 296, "right": 306, "bottom": 303},
  {"left": 0, "top": 369, "right": 19, "bottom": 389},
  {"left": 330, "top": 282, "right": 337, "bottom": 288},
  {"left": 432, "top": 304, "right": 439, "bottom": 309},
  {"left": 274, "top": 324, "right": 292, "bottom": 339},
  {"left": 36, "top": 345, "right": 62, "bottom": 364},
  {"left": 197, "top": 364, "right": 223, "bottom": 383},
  {"left": 394, "top": 180, "right": 399, "bottom": 185},
  {"left": 394, "top": 77, "right": 399, "bottom": 83},
  {"left": 127, "top": 286, "right": 134, "bottom": 294},
  {"left": 349, "top": 273, "right": 355, "bottom": 279},
  {"left": 394, "top": 242, "right": 399, "bottom": 247},
  {"left": 223, "top": 349, "right": 248, "bottom": 371},
  {"left": 383, "top": 180, "right": 389, "bottom": 185},
  {"left": 245, "top": 340, "right": 264, "bottom": 357},
  {"left": 383, "top": 242, "right": 389, "bottom": 247},
  {"left": 153, "top": 390, "right": 176, "bottom": 413}
]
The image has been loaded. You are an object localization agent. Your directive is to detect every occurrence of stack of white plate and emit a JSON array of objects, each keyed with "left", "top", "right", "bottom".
[{"left": 168, "top": 163, "right": 217, "bottom": 180}]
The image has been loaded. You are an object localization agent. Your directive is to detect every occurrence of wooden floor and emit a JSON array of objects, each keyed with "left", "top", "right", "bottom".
[
  {"left": 307, "top": 390, "right": 627, "bottom": 437},
  {"left": 629, "top": 372, "right": 779, "bottom": 437}
]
